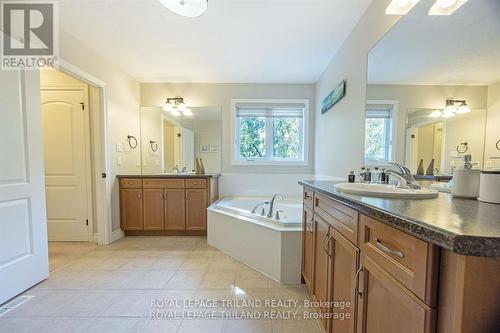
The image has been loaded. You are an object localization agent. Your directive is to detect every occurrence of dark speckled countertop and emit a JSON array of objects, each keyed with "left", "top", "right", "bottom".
[
  {"left": 117, "top": 174, "right": 220, "bottom": 178},
  {"left": 299, "top": 180, "right": 500, "bottom": 257}
]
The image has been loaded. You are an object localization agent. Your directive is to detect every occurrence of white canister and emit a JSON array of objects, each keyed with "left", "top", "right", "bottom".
[
  {"left": 479, "top": 170, "right": 500, "bottom": 204},
  {"left": 451, "top": 169, "right": 480, "bottom": 199}
]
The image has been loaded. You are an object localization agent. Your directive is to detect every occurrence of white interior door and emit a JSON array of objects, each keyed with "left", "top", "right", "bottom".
[
  {"left": 41, "top": 89, "right": 91, "bottom": 241},
  {"left": 180, "top": 127, "right": 195, "bottom": 171},
  {"left": 0, "top": 69, "right": 49, "bottom": 305}
]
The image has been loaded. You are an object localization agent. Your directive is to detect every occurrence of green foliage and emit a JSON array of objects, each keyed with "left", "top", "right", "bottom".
[
  {"left": 239, "top": 117, "right": 266, "bottom": 158},
  {"left": 273, "top": 118, "right": 300, "bottom": 159},
  {"left": 238, "top": 117, "right": 301, "bottom": 159},
  {"left": 364, "top": 118, "right": 387, "bottom": 162}
]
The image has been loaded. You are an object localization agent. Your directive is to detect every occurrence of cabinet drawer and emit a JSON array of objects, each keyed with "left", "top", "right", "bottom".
[
  {"left": 360, "top": 214, "right": 438, "bottom": 306},
  {"left": 314, "top": 193, "right": 358, "bottom": 245},
  {"left": 119, "top": 178, "right": 142, "bottom": 189},
  {"left": 186, "top": 179, "right": 207, "bottom": 189},
  {"left": 143, "top": 178, "right": 185, "bottom": 189},
  {"left": 303, "top": 188, "right": 314, "bottom": 209}
]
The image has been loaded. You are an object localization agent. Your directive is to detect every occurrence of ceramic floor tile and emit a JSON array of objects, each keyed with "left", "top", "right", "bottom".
[
  {"left": 222, "top": 319, "right": 272, "bottom": 333},
  {"left": 272, "top": 319, "right": 321, "bottom": 333},
  {"left": 177, "top": 319, "right": 226, "bottom": 333},
  {"left": 0, "top": 317, "right": 50, "bottom": 333},
  {"left": 199, "top": 270, "right": 236, "bottom": 289},
  {"left": 209, "top": 258, "right": 246, "bottom": 271},
  {"left": 165, "top": 271, "right": 207, "bottom": 289},
  {"left": 126, "top": 319, "right": 182, "bottom": 333},
  {"left": 234, "top": 270, "right": 271, "bottom": 289},
  {"left": 178, "top": 257, "right": 214, "bottom": 271}
]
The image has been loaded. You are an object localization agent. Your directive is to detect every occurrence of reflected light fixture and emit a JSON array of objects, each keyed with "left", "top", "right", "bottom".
[
  {"left": 429, "top": 109, "right": 442, "bottom": 118},
  {"left": 429, "top": 0, "right": 468, "bottom": 15},
  {"left": 159, "top": 0, "right": 208, "bottom": 18},
  {"left": 385, "top": 0, "right": 420, "bottom": 15},
  {"left": 163, "top": 97, "right": 192, "bottom": 117}
]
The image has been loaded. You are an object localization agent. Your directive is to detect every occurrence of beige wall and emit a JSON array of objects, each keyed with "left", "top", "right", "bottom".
[
  {"left": 193, "top": 121, "right": 222, "bottom": 173},
  {"left": 59, "top": 30, "right": 141, "bottom": 232},
  {"left": 366, "top": 84, "right": 488, "bottom": 164},
  {"left": 140, "top": 107, "right": 164, "bottom": 174},
  {"left": 140, "top": 82, "right": 315, "bottom": 174},
  {"left": 314, "top": 0, "right": 400, "bottom": 177},
  {"left": 485, "top": 82, "right": 500, "bottom": 169}
]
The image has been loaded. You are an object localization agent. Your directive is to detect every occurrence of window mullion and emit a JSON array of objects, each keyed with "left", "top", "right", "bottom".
[{"left": 265, "top": 117, "right": 273, "bottom": 160}]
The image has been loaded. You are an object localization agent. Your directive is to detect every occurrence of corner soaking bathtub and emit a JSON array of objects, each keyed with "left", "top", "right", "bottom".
[{"left": 207, "top": 197, "right": 302, "bottom": 283}]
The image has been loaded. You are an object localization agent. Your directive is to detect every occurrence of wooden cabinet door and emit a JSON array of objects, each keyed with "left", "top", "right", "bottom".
[
  {"left": 120, "top": 188, "right": 143, "bottom": 230},
  {"left": 313, "top": 214, "right": 332, "bottom": 333},
  {"left": 357, "top": 254, "right": 435, "bottom": 333},
  {"left": 165, "top": 189, "right": 186, "bottom": 230},
  {"left": 330, "top": 228, "right": 359, "bottom": 333},
  {"left": 186, "top": 189, "right": 207, "bottom": 230},
  {"left": 143, "top": 189, "right": 164, "bottom": 230},
  {"left": 302, "top": 206, "right": 315, "bottom": 293}
]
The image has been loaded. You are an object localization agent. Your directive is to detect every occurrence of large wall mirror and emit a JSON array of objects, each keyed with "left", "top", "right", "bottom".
[
  {"left": 140, "top": 106, "right": 222, "bottom": 174},
  {"left": 365, "top": 0, "right": 500, "bottom": 176}
]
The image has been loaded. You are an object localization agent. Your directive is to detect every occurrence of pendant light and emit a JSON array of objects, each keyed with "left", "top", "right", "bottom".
[{"left": 159, "top": 0, "right": 208, "bottom": 18}]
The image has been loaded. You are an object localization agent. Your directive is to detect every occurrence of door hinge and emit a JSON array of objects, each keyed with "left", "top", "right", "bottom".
[
  {"left": 80, "top": 102, "right": 85, "bottom": 110},
  {"left": 85, "top": 219, "right": 89, "bottom": 226}
]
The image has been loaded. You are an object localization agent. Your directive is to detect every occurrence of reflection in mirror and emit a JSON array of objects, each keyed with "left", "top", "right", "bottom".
[
  {"left": 365, "top": 0, "right": 500, "bottom": 176},
  {"left": 140, "top": 106, "right": 222, "bottom": 174}
]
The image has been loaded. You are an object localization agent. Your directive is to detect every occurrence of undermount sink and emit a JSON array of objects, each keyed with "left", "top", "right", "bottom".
[{"left": 334, "top": 183, "right": 438, "bottom": 199}]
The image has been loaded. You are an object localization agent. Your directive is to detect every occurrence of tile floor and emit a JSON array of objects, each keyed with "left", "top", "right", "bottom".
[{"left": 0, "top": 236, "right": 321, "bottom": 333}]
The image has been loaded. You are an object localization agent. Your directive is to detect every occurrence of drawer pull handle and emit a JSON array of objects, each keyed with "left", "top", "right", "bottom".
[
  {"left": 375, "top": 239, "right": 405, "bottom": 258},
  {"left": 355, "top": 265, "right": 364, "bottom": 296},
  {"left": 308, "top": 218, "right": 314, "bottom": 234},
  {"left": 322, "top": 233, "right": 329, "bottom": 255}
]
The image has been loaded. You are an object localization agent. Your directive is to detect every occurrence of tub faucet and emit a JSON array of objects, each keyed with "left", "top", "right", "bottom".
[
  {"left": 251, "top": 201, "right": 269, "bottom": 214},
  {"left": 385, "top": 163, "right": 421, "bottom": 190},
  {"left": 267, "top": 194, "right": 284, "bottom": 218}
]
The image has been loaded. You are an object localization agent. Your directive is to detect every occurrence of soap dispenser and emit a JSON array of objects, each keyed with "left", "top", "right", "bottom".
[{"left": 451, "top": 155, "right": 480, "bottom": 199}]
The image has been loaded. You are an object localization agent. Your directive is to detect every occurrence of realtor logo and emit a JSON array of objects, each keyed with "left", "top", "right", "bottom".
[{"left": 1, "top": 1, "right": 58, "bottom": 69}]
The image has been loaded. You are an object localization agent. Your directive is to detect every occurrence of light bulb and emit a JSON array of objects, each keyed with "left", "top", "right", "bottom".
[
  {"left": 171, "top": 108, "right": 181, "bottom": 117},
  {"left": 429, "top": 110, "right": 442, "bottom": 118},
  {"left": 456, "top": 104, "right": 471, "bottom": 114},
  {"left": 163, "top": 101, "right": 174, "bottom": 113},
  {"left": 441, "top": 112, "right": 455, "bottom": 118},
  {"left": 177, "top": 102, "right": 187, "bottom": 112},
  {"left": 183, "top": 108, "right": 193, "bottom": 116}
]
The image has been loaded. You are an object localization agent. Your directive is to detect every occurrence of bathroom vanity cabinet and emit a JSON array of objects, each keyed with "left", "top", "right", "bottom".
[
  {"left": 300, "top": 181, "right": 500, "bottom": 333},
  {"left": 119, "top": 175, "right": 219, "bottom": 235}
]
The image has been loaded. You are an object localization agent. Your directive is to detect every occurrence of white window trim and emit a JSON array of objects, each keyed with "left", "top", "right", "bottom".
[
  {"left": 364, "top": 100, "right": 398, "bottom": 166},
  {"left": 231, "top": 98, "right": 310, "bottom": 166}
]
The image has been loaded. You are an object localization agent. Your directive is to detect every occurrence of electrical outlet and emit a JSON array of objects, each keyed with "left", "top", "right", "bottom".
[
  {"left": 487, "top": 160, "right": 493, "bottom": 168},
  {"left": 136, "top": 157, "right": 141, "bottom": 167},
  {"left": 116, "top": 156, "right": 122, "bottom": 166},
  {"left": 116, "top": 143, "right": 123, "bottom": 152}
]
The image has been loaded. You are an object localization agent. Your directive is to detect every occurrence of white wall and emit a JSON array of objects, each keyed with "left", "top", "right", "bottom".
[
  {"left": 314, "top": 0, "right": 401, "bottom": 177},
  {"left": 366, "top": 84, "right": 488, "bottom": 164},
  {"left": 193, "top": 120, "right": 222, "bottom": 173},
  {"left": 485, "top": 82, "right": 500, "bottom": 169},
  {"left": 59, "top": 30, "right": 141, "bottom": 232},
  {"left": 140, "top": 82, "right": 315, "bottom": 175}
]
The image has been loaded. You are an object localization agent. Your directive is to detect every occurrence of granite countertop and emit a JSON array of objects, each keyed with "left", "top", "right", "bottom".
[
  {"left": 117, "top": 173, "right": 220, "bottom": 178},
  {"left": 299, "top": 180, "right": 500, "bottom": 257}
]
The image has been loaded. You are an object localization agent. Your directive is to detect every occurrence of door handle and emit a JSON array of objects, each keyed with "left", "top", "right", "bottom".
[
  {"left": 326, "top": 235, "right": 334, "bottom": 257},
  {"left": 308, "top": 218, "right": 314, "bottom": 233},
  {"left": 375, "top": 239, "right": 405, "bottom": 258},
  {"left": 355, "top": 265, "right": 364, "bottom": 296},
  {"left": 322, "top": 232, "right": 330, "bottom": 255}
]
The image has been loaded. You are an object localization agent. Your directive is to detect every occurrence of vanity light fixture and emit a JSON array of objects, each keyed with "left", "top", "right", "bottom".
[
  {"left": 385, "top": 0, "right": 420, "bottom": 15},
  {"left": 429, "top": 109, "right": 443, "bottom": 118},
  {"left": 159, "top": 0, "right": 208, "bottom": 18},
  {"left": 163, "top": 97, "right": 193, "bottom": 117},
  {"left": 429, "top": 0, "right": 468, "bottom": 15}
]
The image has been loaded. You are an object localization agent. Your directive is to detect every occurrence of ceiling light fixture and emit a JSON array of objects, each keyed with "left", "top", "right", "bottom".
[
  {"left": 163, "top": 97, "right": 193, "bottom": 117},
  {"left": 429, "top": 0, "right": 468, "bottom": 15},
  {"left": 159, "top": 0, "right": 208, "bottom": 18},
  {"left": 385, "top": 0, "right": 420, "bottom": 15}
]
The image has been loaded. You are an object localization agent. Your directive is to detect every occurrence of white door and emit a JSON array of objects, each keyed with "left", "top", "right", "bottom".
[
  {"left": 0, "top": 69, "right": 49, "bottom": 305},
  {"left": 41, "top": 89, "right": 91, "bottom": 241},
  {"left": 180, "top": 127, "right": 195, "bottom": 171}
]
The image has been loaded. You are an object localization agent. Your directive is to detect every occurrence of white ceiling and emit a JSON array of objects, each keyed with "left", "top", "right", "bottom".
[
  {"left": 59, "top": 0, "right": 371, "bottom": 83},
  {"left": 368, "top": 0, "right": 500, "bottom": 86}
]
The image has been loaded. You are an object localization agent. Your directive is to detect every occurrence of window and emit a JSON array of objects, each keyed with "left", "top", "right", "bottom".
[
  {"left": 232, "top": 100, "right": 308, "bottom": 165},
  {"left": 364, "top": 102, "right": 396, "bottom": 164}
]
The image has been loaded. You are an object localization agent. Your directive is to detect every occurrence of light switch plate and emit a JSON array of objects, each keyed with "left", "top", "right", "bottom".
[
  {"left": 487, "top": 160, "right": 493, "bottom": 168},
  {"left": 116, "top": 156, "right": 122, "bottom": 166},
  {"left": 116, "top": 143, "right": 123, "bottom": 152}
]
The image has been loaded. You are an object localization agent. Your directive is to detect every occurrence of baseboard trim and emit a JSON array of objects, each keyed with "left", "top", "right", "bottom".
[
  {"left": 111, "top": 229, "right": 124, "bottom": 242},
  {"left": 124, "top": 230, "right": 207, "bottom": 236}
]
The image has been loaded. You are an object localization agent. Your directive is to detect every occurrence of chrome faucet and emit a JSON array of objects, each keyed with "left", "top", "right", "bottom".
[
  {"left": 267, "top": 194, "right": 284, "bottom": 218},
  {"left": 173, "top": 165, "right": 179, "bottom": 174},
  {"left": 251, "top": 201, "right": 269, "bottom": 214},
  {"left": 385, "top": 163, "right": 421, "bottom": 190}
]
